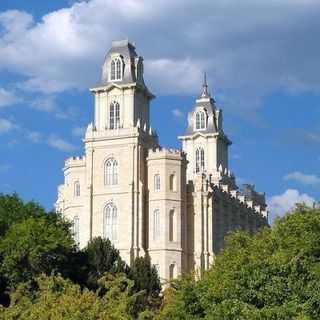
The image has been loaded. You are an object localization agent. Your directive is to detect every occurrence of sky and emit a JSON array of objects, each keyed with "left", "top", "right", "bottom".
[{"left": 0, "top": 0, "right": 319, "bottom": 222}]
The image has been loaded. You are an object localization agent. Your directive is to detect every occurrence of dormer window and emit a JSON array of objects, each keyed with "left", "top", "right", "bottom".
[
  {"left": 195, "top": 111, "right": 206, "bottom": 130},
  {"left": 110, "top": 57, "right": 122, "bottom": 81}
]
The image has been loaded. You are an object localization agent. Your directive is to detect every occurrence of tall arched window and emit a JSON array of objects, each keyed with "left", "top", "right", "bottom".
[
  {"left": 169, "top": 264, "right": 175, "bottom": 280},
  {"left": 72, "top": 216, "right": 80, "bottom": 244},
  {"left": 104, "top": 158, "right": 118, "bottom": 185},
  {"left": 153, "top": 209, "right": 160, "bottom": 240},
  {"left": 74, "top": 181, "right": 80, "bottom": 197},
  {"left": 154, "top": 174, "right": 160, "bottom": 192},
  {"left": 104, "top": 203, "right": 118, "bottom": 241},
  {"left": 195, "top": 147, "right": 205, "bottom": 173},
  {"left": 169, "top": 209, "right": 175, "bottom": 242},
  {"left": 110, "top": 57, "right": 122, "bottom": 81},
  {"left": 109, "top": 101, "right": 120, "bottom": 129},
  {"left": 195, "top": 111, "right": 206, "bottom": 130},
  {"left": 169, "top": 174, "right": 176, "bottom": 191}
]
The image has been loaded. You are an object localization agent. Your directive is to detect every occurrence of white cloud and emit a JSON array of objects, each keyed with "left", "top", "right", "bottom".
[
  {"left": 26, "top": 131, "right": 42, "bottom": 143},
  {"left": 172, "top": 108, "right": 184, "bottom": 119},
  {"left": 72, "top": 126, "right": 86, "bottom": 137},
  {"left": 268, "top": 189, "right": 315, "bottom": 222},
  {"left": 47, "top": 135, "right": 77, "bottom": 152},
  {"left": 0, "top": 118, "right": 14, "bottom": 133},
  {"left": 0, "top": 0, "right": 319, "bottom": 114},
  {"left": 284, "top": 171, "right": 320, "bottom": 186},
  {"left": 0, "top": 88, "right": 18, "bottom": 107}
]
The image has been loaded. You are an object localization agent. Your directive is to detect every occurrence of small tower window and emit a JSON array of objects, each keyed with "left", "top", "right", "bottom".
[
  {"left": 169, "top": 174, "right": 177, "bottom": 191},
  {"left": 169, "top": 209, "right": 175, "bottom": 242},
  {"left": 109, "top": 102, "right": 120, "bottom": 129},
  {"left": 154, "top": 174, "right": 160, "bottom": 191},
  {"left": 195, "top": 147, "right": 205, "bottom": 173},
  {"left": 72, "top": 216, "right": 80, "bottom": 244},
  {"left": 74, "top": 181, "right": 80, "bottom": 197},
  {"left": 104, "top": 158, "right": 118, "bottom": 185},
  {"left": 153, "top": 209, "right": 160, "bottom": 240},
  {"left": 104, "top": 203, "right": 118, "bottom": 241},
  {"left": 169, "top": 264, "right": 175, "bottom": 280},
  {"left": 195, "top": 111, "right": 206, "bottom": 130},
  {"left": 110, "top": 57, "right": 122, "bottom": 81}
]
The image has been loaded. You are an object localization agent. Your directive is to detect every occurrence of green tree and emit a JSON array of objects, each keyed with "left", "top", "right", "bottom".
[
  {"left": 0, "top": 274, "right": 154, "bottom": 320},
  {"left": 0, "top": 215, "right": 75, "bottom": 288},
  {"left": 83, "top": 237, "right": 128, "bottom": 289},
  {"left": 129, "top": 255, "right": 161, "bottom": 297},
  {"left": 0, "top": 193, "right": 46, "bottom": 237},
  {"left": 159, "top": 205, "right": 320, "bottom": 319}
]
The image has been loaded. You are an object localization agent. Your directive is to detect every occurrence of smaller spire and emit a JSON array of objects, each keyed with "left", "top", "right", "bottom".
[{"left": 200, "top": 72, "right": 210, "bottom": 98}]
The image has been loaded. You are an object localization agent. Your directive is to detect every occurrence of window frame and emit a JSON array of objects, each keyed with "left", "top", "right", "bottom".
[
  {"left": 154, "top": 174, "right": 161, "bottom": 192},
  {"left": 109, "top": 101, "right": 120, "bottom": 129},
  {"left": 110, "top": 57, "right": 123, "bottom": 81},
  {"left": 195, "top": 110, "right": 206, "bottom": 130},
  {"left": 195, "top": 147, "right": 205, "bottom": 173},
  {"left": 74, "top": 181, "right": 80, "bottom": 197},
  {"left": 153, "top": 209, "right": 160, "bottom": 241},
  {"left": 104, "top": 158, "right": 118, "bottom": 186},
  {"left": 104, "top": 203, "right": 118, "bottom": 242}
]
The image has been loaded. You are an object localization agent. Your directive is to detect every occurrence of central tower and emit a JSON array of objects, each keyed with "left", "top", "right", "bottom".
[{"left": 84, "top": 40, "right": 158, "bottom": 264}]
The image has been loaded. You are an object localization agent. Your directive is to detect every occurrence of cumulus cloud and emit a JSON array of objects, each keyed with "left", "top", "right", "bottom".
[
  {"left": 0, "top": 0, "right": 319, "bottom": 114},
  {"left": 0, "top": 118, "right": 15, "bottom": 133},
  {"left": 284, "top": 171, "right": 320, "bottom": 186},
  {"left": 47, "top": 135, "right": 77, "bottom": 152},
  {"left": 268, "top": 189, "right": 315, "bottom": 222},
  {"left": 0, "top": 88, "right": 18, "bottom": 107}
]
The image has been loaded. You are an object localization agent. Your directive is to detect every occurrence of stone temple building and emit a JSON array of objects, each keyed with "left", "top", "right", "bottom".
[{"left": 56, "top": 40, "right": 268, "bottom": 280}]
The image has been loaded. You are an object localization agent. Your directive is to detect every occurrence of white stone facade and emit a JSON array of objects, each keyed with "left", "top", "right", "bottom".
[{"left": 56, "top": 40, "right": 268, "bottom": 280}]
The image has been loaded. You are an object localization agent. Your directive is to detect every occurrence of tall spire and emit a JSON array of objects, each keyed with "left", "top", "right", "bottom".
[{"left": 200, "top": 72, "right": 210, "bottom": 98}]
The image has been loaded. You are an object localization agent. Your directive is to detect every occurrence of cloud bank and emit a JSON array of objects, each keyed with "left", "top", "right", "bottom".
[{"left": 0, "top": 0, "right": 319, "bottom": 113}]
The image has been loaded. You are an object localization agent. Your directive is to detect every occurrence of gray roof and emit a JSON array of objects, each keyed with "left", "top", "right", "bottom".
[{"left": 99, "top": 39, "right": 146, "bottom": 88}]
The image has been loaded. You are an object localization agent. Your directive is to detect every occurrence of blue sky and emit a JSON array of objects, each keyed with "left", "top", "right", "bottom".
[{"left": 0, "top": 0, "right": 319, "bottom": 220}]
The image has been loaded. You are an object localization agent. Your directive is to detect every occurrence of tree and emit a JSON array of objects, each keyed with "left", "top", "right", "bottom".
[
  {"left": 83, "top": 237, "right": 128, "bottom": 289},
  {"left": 0, "top": 193, "right": 46, "bottom": 237},
  {"left": 159, "top": 205, "right": 320, "bottom": 319},
  {"left": 0, "top": 274, "right": 154, "bottom": 320},
  {"left": 0, "top": 215, "right": 75, "bottom": 288},
  {"left": 129, "top": 256, "right": 161, "bottom": 297}
]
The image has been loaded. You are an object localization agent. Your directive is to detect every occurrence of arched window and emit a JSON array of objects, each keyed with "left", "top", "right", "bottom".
[
  {"left": 169, "top": 264, "right": 175, "bottom": 280},
  {"left": 104, "top": 203, "right": 118, "bottom": 241},
  {"left": 110, "top": 57, "right": 122, "bottom": 81},
  {"left": 74, "top": 181, "right": 80, "bottom": 197},
  {"left": 104, "top": 158, "right": 118, "bottom": 185},
  {"left": 109, "top": 101, "right": 120, "bottom": 129},
  {"left": 153, "top": 209, "right": 160, "bottom": 240},
  {"left": 154, "top": 174, "right": 160, "bottom": 192},
  {"left": 72, "top": 216, "right": 80, "bottom": 244},
  {"left": 195, "top": 147, "right": 205, "bottom": 173},
  {"left": 169, "top": 209, "right": 175, "bottom": 242},
  {"left": 195, "top": 111, "right": 206, "bottom": 130},
  {"left": 169, "top": 174, "right": 176, "bottom": 191}
]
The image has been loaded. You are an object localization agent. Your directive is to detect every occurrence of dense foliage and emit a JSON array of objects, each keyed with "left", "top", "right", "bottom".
[
  {"left": 1, "top": 193, "right": 320, "bottom": 319},
  {"left": 158, "top": 205, "right": 320, "bottom": 319}
]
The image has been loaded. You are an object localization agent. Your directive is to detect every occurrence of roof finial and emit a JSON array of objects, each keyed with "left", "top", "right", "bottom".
[{"left": 201, "top": 71, "right": 209, "bottom": 97}]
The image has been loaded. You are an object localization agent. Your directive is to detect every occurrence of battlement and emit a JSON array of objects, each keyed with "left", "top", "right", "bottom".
[
  {"left": 64, "top": 156, "right": 86, "bottom": 168},
  {"left": 217, "top": 182, "right": 267, "bottom": 218},
  {"left": 147, "top": 147, "right": 186, "bottom": 161}
]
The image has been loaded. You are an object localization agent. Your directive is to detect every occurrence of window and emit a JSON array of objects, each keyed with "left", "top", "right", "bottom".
[
  {"left": 195, "top": 111, "right": 206, "bottom": 130},
  {"left": 169, "top": 209, "right": 175, "bottom": 242},
  {"left": 110, "top": 57, "right": 122, "bottom": 81},
  {"left": 72, "top": 216, "right": 80, "bottom": 244},
  {"left": 109, "top": 101, "right": 120, "bottom": 129},
  {"left": 153, "top": 209, "right": 160, "bottom": 240},
  {"left": 154, "top": 174, "right": 160, "bottom": 191},
  {"left": 169, "top": 264, "right": 175, "bottom": 280},
  {"left": 104, "top": 203, "right": 118, "bottom": 241},
  {"left": 169, "top": 174, "right": 176, "bottom": 191},
  {"left": 154, "top": 264, "right": 160, "bottom": 276},
  {"left": 195, "top": 147, "right": 205, "bottom": 173},
  {"left": 74, "top": 181, "right": 80, "bottom": 197},
  {"left": 104, "top": 158, "right": 118, "bottom": 185}
]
